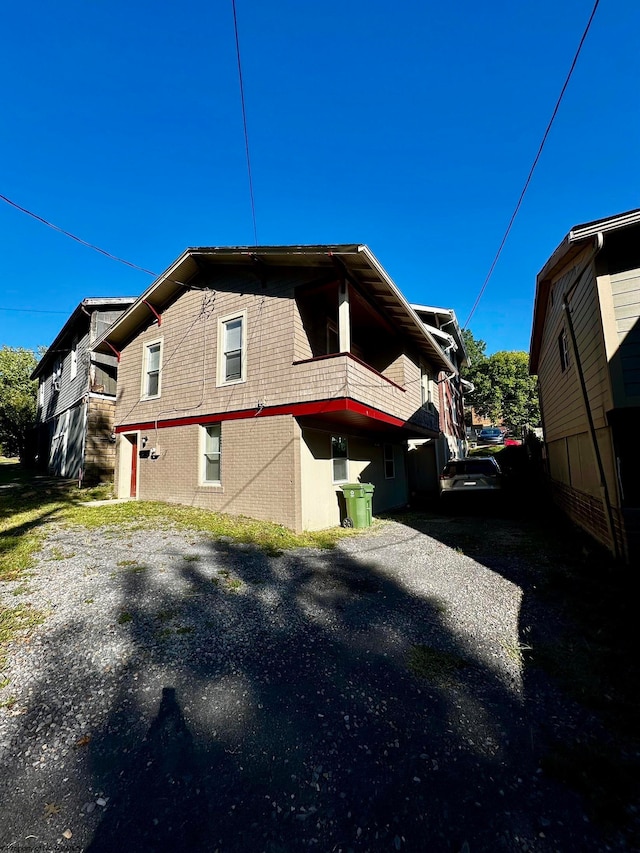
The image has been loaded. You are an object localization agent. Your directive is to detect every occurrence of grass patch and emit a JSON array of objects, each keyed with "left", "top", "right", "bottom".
[
  {"left": 408, "top": 644, "right": 470, "bottom": 683},
  {"left": 0, "top": 603, "right": 45, "bottom": 669},
  {"left": 183, "top": 554, "right": 201, "bottom": 563},
  {"left": 117, "top": 612, "right": 133, "bottom": 625}
]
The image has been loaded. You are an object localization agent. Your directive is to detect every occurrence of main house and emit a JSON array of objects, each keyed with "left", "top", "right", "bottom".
[
  {"left": 93, "top": 245, "right": 460, "bottom": 531},
  {"left": 530, "top": 208, "right": 640, "bottom": 562},
  {"left": 32, "top": 297, "right": 135, "bottom": 482}
]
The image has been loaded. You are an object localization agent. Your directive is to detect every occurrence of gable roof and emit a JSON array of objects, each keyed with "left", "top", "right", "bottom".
[
  {"left": 529, "top": 208, "right": 640, "bottom": 373},
  {"left": 32, "top": 297, "right": 136, "bottom": 380},
  {"left": 93, "top": 245, "right": 456, "bottom": 372}
]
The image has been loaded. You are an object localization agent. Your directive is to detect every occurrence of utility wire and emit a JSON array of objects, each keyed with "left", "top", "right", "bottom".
[
  {"left": 463, "top": 0, "right": 601, "bottom": 330},
  {"left": 0, "top": 192, "right": 158, "bottom": 277},
  {"left": 231, "top": 0, "right": 258, "bottom": 246}
]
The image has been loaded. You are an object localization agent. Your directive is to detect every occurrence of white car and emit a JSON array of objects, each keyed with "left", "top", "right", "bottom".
[{"left": 439, "top": 456, "right": 502, "bottom": 497}]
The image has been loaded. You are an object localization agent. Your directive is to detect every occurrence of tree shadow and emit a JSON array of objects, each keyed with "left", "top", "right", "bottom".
[
  {"left": 389, "top": 494, "right": 640, "bottom": 849},
  {"left": 0, "top": 515, "right": 628, "bottom": 851}
]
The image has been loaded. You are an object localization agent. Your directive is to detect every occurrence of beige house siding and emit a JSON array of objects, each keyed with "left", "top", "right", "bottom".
[
  {"left": 609, "top": 268, "right": 640, "bottom": 402},
  {"left": 120, "top": 415, "right": 300, "bottom": 530},
  {"left": 299, "top": 427, "right": 408, "bottom": 530},
  {"left": 537, "top": 253, "right": 612, "bottom": 442}
]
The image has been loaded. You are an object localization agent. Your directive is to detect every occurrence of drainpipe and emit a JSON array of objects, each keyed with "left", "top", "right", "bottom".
[{"left": 562, "top": 232, "right": 620, "bottom": 560}]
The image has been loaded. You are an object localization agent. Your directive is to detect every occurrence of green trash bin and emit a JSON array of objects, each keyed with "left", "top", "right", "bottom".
[
  {"left": 340, "top": 483, "right": 374, "bottom": 528},
  {"left": 362, "top": 483, "right": 375, "bottom": 527}
]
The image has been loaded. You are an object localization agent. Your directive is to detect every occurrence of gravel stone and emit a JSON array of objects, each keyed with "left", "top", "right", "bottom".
[{"left": 0, "top": 514, "right": 633, "bottom": 851}]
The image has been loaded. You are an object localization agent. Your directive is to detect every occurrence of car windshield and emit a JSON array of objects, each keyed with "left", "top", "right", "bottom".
[
  {"left": 443, "top": 459, "right": 498, "bottom": 477},
  {"left": 480, "top": 428, "right": 501, "bottom": 436}
]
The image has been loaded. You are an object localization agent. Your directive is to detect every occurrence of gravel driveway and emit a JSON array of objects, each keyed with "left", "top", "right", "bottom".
[{"left": 0, "top": 510, "right": 632, "bottom": 851}]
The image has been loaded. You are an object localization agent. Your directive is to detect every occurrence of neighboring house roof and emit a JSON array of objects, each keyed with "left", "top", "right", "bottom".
[
  {"left": 410, "top": 304, "right": 468, "bottom": 367},
  {"left": 32, "top": 297, "right": 136, "bottom": 380},
  {"left": 92, "top": 245, "right": 457, "bottom": 373},
  {"left": 529, "top": 208, "right": 640, "bottom": 374}
]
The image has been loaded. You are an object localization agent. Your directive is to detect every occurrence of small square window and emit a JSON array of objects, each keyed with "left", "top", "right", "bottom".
[{"left": 331, "top": 435, "right": 348, "bottom": 483}]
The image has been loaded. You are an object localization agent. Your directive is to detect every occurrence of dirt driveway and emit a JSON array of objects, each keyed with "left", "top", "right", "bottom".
[{"left": 0, "top": 504, "right": 637, "bottom": 852}]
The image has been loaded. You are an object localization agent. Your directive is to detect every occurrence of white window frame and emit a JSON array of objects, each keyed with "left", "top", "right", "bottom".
[
  {"left": 38, "top": 380, "right": 44, "bottom": 408},
  {"left": 217, "top": 310, "right": 247, "bottom": 386},
  {"left": 141, "top": 338, "right": 163, "bottom": 400},
  {"left": 52, "top": 358, "right": 62, "bottom": 390},
  {"left": 384, "top": 443, "right": 395, "bottom": 479},
  {"left": 420, "top": 363, "right": 431, "bottom": 406},
  {"left": 331, "top": 435, "right": 349, "bottom": 483},
  {"left": 70, "top": 337, "right": 78, "bottom": 380},
  {"left": 201, "top": 424, "right": 222, "bottom": 486}
]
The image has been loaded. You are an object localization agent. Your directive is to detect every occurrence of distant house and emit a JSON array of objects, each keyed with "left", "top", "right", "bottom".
[
  {"left": 32, "top": 298, "right": 135, "bottom": 482},
  {"left": 92, "top": 245, "right": 459, "bottom": 531},
  {"left": 530, "top": 208, "right": 640, "bottom": 562},
  {"left": 407, "top": 305, "right": 469, "bottom": 495}
]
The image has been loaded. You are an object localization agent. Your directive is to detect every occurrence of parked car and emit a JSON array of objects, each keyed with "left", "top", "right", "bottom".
[
  {"left": 477, "top": 427, "right": 504, "bottom": 445},
  {"left": 439, "top": 456, "right": 502, "bottom": 497}
]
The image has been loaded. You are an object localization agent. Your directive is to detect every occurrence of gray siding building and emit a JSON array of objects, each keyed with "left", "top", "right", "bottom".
[{"left": 32, "top": 298, "right": 135, "bottom": 482}]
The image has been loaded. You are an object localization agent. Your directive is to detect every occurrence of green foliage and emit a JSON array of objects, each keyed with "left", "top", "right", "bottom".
[
  {"left": 462, "top": 332, "right": 540, "bottom": 432},
  {"left": 0, "top": 347, "right": 38, "bottom": 459}
]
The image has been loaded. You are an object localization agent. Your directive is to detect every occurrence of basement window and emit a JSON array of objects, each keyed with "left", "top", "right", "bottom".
[
  {"left": 331, "top": 435, "right": 348, "bottom": 483},
  {"left": 202, "top": 424, "right": 221, "bottom": 485}
]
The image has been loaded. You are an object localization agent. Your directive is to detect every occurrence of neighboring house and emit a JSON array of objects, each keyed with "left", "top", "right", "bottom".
[
  {"left": 32, "top": 298, "right": 136, "bottom": 482},
  {"left": 92, "top": 245, "right": 459, "bottom": 531},
  {"left": 530, "top": 208, "right": 640, "bottom": 562},
  {"left": 407, "top": 305, "right": 469, "bottom": 495}
]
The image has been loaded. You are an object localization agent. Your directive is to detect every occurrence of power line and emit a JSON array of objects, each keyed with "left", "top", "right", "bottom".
[
  {"left": 0, "top": 306, "right": 70, "bottom": 315},
  {"left": 0, "top": 192, "right": 158, "bottom": 277},
  {"left": 231, "top": 0, "right": 258, "bottom": 246},
  {"left": 463, "top": 0, "right": 601, "bottom": 330}
]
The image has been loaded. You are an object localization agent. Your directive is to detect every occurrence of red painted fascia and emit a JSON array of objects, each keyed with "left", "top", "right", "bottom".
[{"left": 115, "top": 397, "right": 406, "bottom": 434}]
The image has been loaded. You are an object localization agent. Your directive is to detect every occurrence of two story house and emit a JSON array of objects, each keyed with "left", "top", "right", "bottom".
[
  {"left": 530, "top": 208, "right": 640, "bottom": 562},
  {"left": 407, "top": 305, "right": 469, "bottom": 496},
  {"left": 32, "top": 297, "right": 135, "bottom": 482},
  {"left": 93, "top": 245, "right": 457, "bottom": 531}
]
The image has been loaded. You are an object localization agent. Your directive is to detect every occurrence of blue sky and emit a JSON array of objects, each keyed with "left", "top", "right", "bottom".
[{"left": 1, "top": 0, "right": 638, "bottom": 358}]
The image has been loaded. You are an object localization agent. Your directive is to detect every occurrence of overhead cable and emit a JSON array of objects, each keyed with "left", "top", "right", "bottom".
[{"left": 463, "top": 0, "right": 601, "bottom": 329}]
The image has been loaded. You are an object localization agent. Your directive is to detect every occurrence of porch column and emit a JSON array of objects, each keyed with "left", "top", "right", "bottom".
[{"left": 338, "top": 279, "right": 351, "bottom": 353}]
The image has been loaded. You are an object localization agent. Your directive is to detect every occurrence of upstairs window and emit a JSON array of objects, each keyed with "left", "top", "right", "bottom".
[
  {"left": 331, "top": 435, "right": 348, "bottom": 483},
  {"left": 70, "top": 337, "right": 78, "bottom": 380},
  {"left": 218, "top": 311, "right": 247, "bottom": 385},
  {"left": 202, "top": 424, "right": 221, "bottom": 484},
  {"left": 420, "top": 363, "right": 431, "bottom": 405},
  {"left": 558, "top": 328, "right": 570, "bottom": 373},
  {"left": 142, "top": 339, "right": 162, "bottom": 399},
  {"left": 52, "top": 358, "right": 62, "bottom": 391}
]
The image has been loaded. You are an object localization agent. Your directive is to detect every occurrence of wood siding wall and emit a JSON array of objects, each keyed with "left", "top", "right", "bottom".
[{"left": 609, "top": 267, "right": 640, "bottom": 400}]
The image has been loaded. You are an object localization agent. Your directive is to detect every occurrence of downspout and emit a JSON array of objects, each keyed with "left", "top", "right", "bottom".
[{"left": 562, "top": 231, "right": 620, "bottom": 559}]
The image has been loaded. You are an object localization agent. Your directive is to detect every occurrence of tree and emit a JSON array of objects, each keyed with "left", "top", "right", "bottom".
[
  {"left": 0, "top": 347, "right": 38, "bottom": 460},
  {"left": 461, "top": 331, "right": 540, "bottom": 433}
]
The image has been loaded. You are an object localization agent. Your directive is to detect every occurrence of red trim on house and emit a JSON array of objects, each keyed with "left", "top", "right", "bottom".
[
  {"left": 115, "top": 397, "right": 408, "bottom": 434},
  {"left": 291, "top": 352, "right": 407, "bottom": 393},
  {"left": 142, "top": 300, "right": 162, "bottom": 326}
]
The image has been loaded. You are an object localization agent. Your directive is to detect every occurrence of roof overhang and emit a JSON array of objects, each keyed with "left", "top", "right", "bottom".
[
  {"left": 92, "top": 245, "right": 456, "bottom": 373},
  {"left": 31, "top": 297, "right": 136, "bottom": 380},
  {"left": 529, "top": 208, "right": 640, "bottom": 374}
]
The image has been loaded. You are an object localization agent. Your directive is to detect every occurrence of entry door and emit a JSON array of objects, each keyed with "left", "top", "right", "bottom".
[{"left": 128, "top": 434, "right": 138, "bottom": 498}]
